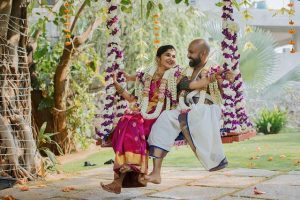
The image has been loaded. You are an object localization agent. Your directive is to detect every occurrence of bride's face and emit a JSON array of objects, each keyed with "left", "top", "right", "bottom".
[{"left": 157, "top": 49, "right": 176, "bottom": 70}]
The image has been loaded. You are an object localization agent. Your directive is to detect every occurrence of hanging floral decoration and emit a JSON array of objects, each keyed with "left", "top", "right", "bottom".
[
  {"left": 63, "top": 1, "right": 72, "bottom": 46},
  {"left": 153, "top": 13, "right": 161, "bottom": 47},
  {"left": 221, "top": 0, "right": 252, "bottom": 135},
  {"left": 97, "top": 0, "right": 127, "bottom": 141},
  {"left": 241, "top": 0, "right": 256, "bottom": 51},
  {"left": 287, "top": 1, "right": 296, "bottom": 53}
]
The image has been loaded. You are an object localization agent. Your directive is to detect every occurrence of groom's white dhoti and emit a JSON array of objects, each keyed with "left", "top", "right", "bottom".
[{"left": 148, "top": 88, "right": 227, "bottom": 171}]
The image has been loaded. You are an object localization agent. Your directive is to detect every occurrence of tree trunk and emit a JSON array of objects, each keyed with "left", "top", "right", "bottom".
[
  {"left": 53, "top": 44, "right": 73, "bottom": 154},
  {"left": 0, "top": 0, "right": 43, "bottom": 180},
  {"left": 53, "top": 6, "right": 102, "bottom": 153}
]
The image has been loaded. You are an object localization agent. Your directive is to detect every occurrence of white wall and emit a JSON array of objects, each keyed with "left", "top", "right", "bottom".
[{"left": 272, "top": 52, "right": 300, "bottom": 82}]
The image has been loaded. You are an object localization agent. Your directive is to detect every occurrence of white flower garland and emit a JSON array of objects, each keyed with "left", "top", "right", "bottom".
[
  {"left": 178, "top": 67, "right": 215, "bottom": 109},
  {"left": 136, "top": 66, "right": 180, "bottom": 119}
]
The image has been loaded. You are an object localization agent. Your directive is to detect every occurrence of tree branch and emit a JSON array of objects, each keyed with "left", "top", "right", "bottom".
[
  {"left": 73, "top": 17, "right": 102, "bottom": 47},
  {"left": 70, "top": 0, "right": 88, "bottom": 33}
]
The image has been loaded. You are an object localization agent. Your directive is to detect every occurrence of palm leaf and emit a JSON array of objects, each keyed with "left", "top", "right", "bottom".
[{"left": 239, "top": 28, "right": 278, "bottom": 87}]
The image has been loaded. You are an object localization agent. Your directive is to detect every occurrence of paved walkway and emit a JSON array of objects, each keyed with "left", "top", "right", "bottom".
[{"left": 1, "top": 167, "right": 300, "bottom": 200}]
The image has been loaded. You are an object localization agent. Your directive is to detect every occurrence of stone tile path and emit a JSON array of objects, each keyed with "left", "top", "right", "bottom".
[{"left": 1, "top": 167, "right": 299, "bottom": 200}]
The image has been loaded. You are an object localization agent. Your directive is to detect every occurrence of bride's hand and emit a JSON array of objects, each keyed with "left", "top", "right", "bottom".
[{"left": 224, "top": 71, "right": 235, "bottom": 83}]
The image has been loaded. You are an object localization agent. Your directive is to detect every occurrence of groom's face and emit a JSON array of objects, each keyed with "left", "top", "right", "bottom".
[{"left": 187, "top": 43, "right": 201, "bottom": 68}]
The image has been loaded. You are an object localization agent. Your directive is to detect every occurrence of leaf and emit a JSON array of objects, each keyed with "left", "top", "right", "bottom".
[
  {"left": 254, "top": 187, "right": 266, "bottom": 195},
  {"left": 146, "top": 1, "right": 154, "bottom": 14},
  {"left": 121, "top": 5, "right": 132, "bottom": 13},
  {"left": 19, "top": 186, "right": 29, "bottom": 191},
  {"left": 158, "top": 3, "right": 163, "bottom": 10},
  {"left": 62, "top": 186, "right": 76, "bottom": 192},
  {"left": 39, "top": 122, "right": 47, "bottom": 136},
  {"left": 52, "top": 140, "right": 64, "bottom": 155},
  {"left": 232, "top": 0, "right": 240, "bottom": 11},
  {"left": 121, "top": 0, "right": 131, "bottom": 5},
  {"left": 280, "top": 155, "right": 286, "bottom": 159},
  {"left": 86, "top": 0, "right": 92, "bottom": 7},
  {"left": 268, "top": 156, "right": 273, "bottom": 161},
  {"left": 215, "top": 2, "right": 224, "bottom": 7},
  {"left": 175, "top": 0, "right": 183, "bottom": 4},
  {"left": 41, "top": 148, "right": 58, "bottom": 164}
]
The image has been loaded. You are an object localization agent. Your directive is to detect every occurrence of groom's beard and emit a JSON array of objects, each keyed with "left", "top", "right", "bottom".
[{"left": 189, "top": 57, "right": 201, "bottom": 68}]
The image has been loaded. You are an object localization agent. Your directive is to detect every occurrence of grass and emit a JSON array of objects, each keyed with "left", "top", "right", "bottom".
[{"left": 58, "top": 128, "right": 300, "bottom": 173}]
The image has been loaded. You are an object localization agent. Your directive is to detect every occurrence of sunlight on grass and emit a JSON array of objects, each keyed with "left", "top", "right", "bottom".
[{"left": 59, "top": 129, "right": 300, "bottom": 173}]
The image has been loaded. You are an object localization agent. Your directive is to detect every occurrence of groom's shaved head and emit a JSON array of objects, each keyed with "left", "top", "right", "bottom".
[
  {"left": 187, "top": 39, "right": 210, "bottom": 67},
  {"left": 190, "top": 39, "right": 210, "bottom": 55}
]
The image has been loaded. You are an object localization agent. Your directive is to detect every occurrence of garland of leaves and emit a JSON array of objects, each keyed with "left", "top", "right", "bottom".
[
  {"left": 97, "top": 0, "right": 127, "bottom": 141},
  {"left": 221, "top": 0, "right": 252, "bottom": 135}
]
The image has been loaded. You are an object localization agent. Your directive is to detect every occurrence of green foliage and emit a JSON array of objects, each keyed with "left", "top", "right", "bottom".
[
  {"left": 28, "top": 0, "right": 282, "bottom": 151},
  {"left": 28, "top": 0, "right": 106, "bottom": 151},
  {"left": 118, "top": 2, "right": 205, "bottom": 75},
  {"left": 67, "top": 49, "right": 99, "bottom": 149},
  {"left": 255, "top": 107, "right": 288, "bottom": 135},
  {"left": 37, "top": 122, "right": 63, "bottom": 169}
]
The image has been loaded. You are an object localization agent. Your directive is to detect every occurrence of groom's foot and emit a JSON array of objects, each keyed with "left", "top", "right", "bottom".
[
  {"left": 144, "top": 173, "right": 161, "bottom": 184},
  {"left": 209, "top": 157, "right": 228, "bottom": 172}
]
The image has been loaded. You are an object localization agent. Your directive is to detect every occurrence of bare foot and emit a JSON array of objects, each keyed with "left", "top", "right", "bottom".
[
  {"left": 144, "top": 173, "right": 161, "bottom": 184},
  {"left": 119, "top": 165, "right": 132, "bottom": 173},
  {"left": 138, "top": 174, "right": 147, "bottom": 186},
  {"left": 100, "top": 181, "right": 121, "bottom": 194}
]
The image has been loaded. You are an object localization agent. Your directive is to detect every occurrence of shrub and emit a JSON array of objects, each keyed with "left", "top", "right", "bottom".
[{"left": 255, "top": 107, "right": 287, "bottom": 134}]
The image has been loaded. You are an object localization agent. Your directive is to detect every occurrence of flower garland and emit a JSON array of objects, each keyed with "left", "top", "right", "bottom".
[
  {"left": 63, "top": 1, "right": 72, "bottom": 46},
  {"left": 221, "top": 0, "right": 252, "bottom": 135},
  {"left": 153, "top": 13, "right": 161, "bottom": 48},
  {"left": 97, "top": 0, "right": 127, "bottom": 140},
  {"left": 136, "top": 65, "right": 182, "bottom": 119},
  {"left": 178, "top": 66, "right": 222, "bottom": 110},
  {"left": 287, "top": 1, "right": 296, "bottom": 53}
]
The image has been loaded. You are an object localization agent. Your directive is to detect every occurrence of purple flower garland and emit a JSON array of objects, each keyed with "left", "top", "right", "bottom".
[
  {"left": 97, "top": 0, "right": 127, "bottom": 140},
  {"left": 221, "top": 0, "right": 252, "bottom": 135}
]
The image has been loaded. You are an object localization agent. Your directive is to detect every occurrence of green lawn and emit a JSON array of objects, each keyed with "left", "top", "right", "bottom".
[{"left": 58, "top": 128, "right": 300, "bottom": 173}]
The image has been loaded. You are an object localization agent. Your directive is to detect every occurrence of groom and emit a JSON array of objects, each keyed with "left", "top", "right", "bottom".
[{"left": 146, "top": 38, "right": 230, "bottom": 184}]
